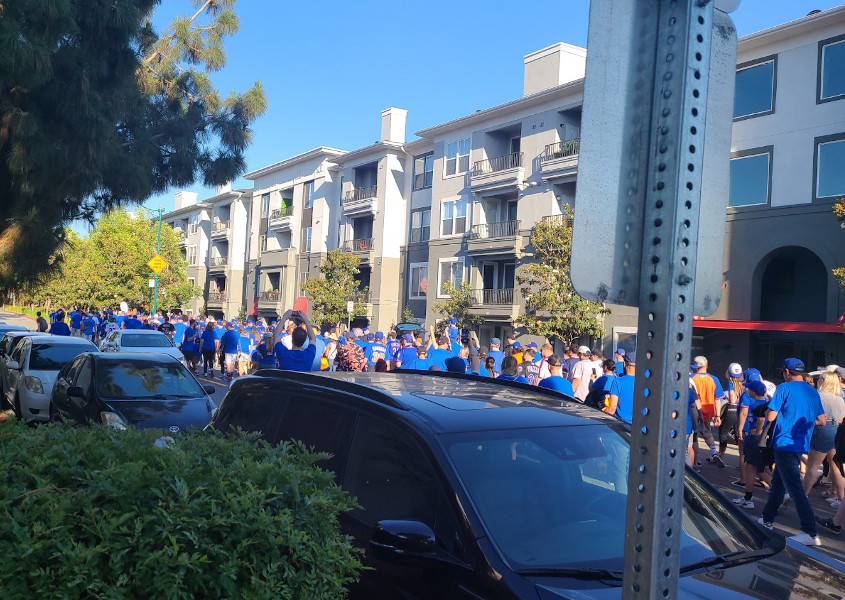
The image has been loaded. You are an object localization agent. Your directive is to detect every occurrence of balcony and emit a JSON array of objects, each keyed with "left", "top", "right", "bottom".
[
  {"left": 268, "top": 206, "right": 294, "bottom": 232},
  {"left": 260, "top": 247, "right": 297, "bottom": 268},
  {"left": 467, "top": 220, "right": 522, "bottom": 256},
  {"left": 342, "top": 185, "right": 378, "bottom": 216},
  {"left": 342, "top": 237, "right": 375, "bottom": 263},
  {"left": 207, "top": 291, "right": 226, "bottom": 306},
  {"left": 209, "top": 256, "right": 228, "bottom": 270},
  {"left": 176, "top": 229, "right": 187, "bottom": 246},
  {"left": 470, "top": 152, "right": 524, "bottom": 196},
  {"left": 258, "top": 290, "right": 283, "bottom": 311},
  {"left": 211, "top": 220, "right": 231, "bottom": 239},
  {"left": 540, "top": 139, "right": 579, "bottom": 182},
  {"left": 469, "top": 288, "right": 518, "bottom": 320},
  {"left": 352, "top": 289, "right": 372, "bottom": 303}
]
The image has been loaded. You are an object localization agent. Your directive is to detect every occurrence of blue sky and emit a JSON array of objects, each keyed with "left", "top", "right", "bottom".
[{"left": 134, "top": 0, "right": 844, "bottom": 215}]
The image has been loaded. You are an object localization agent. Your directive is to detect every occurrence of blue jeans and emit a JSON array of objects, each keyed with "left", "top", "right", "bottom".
[{"left": 762, "top": 450, "right": 817, "bottom": 537}]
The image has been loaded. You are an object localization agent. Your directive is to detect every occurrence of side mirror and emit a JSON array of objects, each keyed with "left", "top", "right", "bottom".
[
  {"left": 371, "top": 520, "right": 437, "bottom": 560},
  {"left": 6, "top": 360, "right": 19, "bottom": 370},
  {"left": 66, "top": 386, "right": 85, "bottom": 398},
  {"left": 203, "top": 384, "right": 216, "bottom": 395}
]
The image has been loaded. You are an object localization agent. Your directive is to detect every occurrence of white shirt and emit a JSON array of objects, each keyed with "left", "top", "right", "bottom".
[{"left": 571, "top": 359, "right": 601, "bottom": 401}]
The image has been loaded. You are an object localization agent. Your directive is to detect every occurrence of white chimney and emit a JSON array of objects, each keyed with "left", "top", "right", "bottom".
[
  {"left": 380, "top": 107, "right": 407, "bottom": 144},
  {"left": 174, "top": 191, "right": 198, "bottom": 210},
  {"left": 523, "top": 43, "right": 587, "bottom": 96},
  {"left": 216, "top": 182, "right": 232, "bottom": 195}
]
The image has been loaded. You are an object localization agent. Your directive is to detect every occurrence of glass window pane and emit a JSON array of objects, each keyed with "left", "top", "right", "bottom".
[
  {"left": 734, "top": 61, "right": 774, "bottom": 118},
  {"left": 424, "top": 170, "right": 433, "bottom": 187},
  {"left": 455, "top": 216, "right": 466, "bottom": 233},
  {"left": 443, "top": 202, "right": 453, "bottom": 220},
  {"left": 446, "top": 142, "right": 457, "bottom": 159},
  {"left": 415, "top": 156, "right": 424, "bottom": 172},
  {"left": 445, "top": 157, "right": 456, "bottom": 176},
  {"left": 459, "top": 138, "right": 470, "bottom": 155},
  {"left": 458, "top": 155, "right": 470, "bottom": 173},
  {"left": 440, "top": 263, "right": 450, "bottom": 294},
  {"left": 422, "top": 210, "right": 430, "bottom": 227},
  {"left": 456, "top": 201, "right": 467, "bottom": 217},
  {"left": 821, "top": 40, "right": 845, "bottom": 100},
  {"left": 818, "top": 139, "right": 845, "bottom": 198},
  {"left": 729, "top": 153, "right": 770, "bottom": 207},
  {"left": 425, "top": 155, "right": 434, "bottom": 172},
  {"left": 412, "top": 211, "right": 421, "bottom": 228}
]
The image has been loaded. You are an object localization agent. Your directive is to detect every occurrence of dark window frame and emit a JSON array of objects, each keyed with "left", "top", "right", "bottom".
[
  {"left": 728, "top": 145, "right": 774, "bottom": 209},
  {"left": 409, "top": 208, "right": 431, "bottom": 244},
  {"left": 733, "top": 54, "right": 777, "bottom": 122},
  {"left": 413, "top": 153, "right": 434, "bottom": 190},
  {"left": 813, "top": 132, "right": 845, "bottom": 202},
  {"left": 817, "top": 34, "right": 845, "bottom": 104}
]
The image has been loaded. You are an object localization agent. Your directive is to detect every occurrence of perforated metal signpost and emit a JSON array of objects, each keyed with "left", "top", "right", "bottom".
[{"left": 572, "top": 0, "right": 738, "bottom": 598}]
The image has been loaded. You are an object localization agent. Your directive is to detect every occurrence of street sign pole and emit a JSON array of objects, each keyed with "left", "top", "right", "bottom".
[{"left": 152, "top": 207, "right": 164, "bottom": 316}]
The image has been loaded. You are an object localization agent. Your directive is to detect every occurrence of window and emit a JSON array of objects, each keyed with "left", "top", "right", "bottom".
[
  {"left": 188, "top": 245, "right": 197, "bottom": 265},
  {"left": 818, "top": 35, "right": 845, "bottom": 102},
  {"left": 303, "top": 181, "right": 314, "bottom": 209},
  {"left": 445, "top": 138, "right": 470, "bottom": 176},
  {"left": 188, "top": 277, "right": 195, "bottom": 288},
  {"left": 815, "top": 135, "right": 845, "bottom": 200},
  {"left": 733, "top": 57, "right": 776, "bottom": 119},
  {"left": 441, "top": 199, "right": 468, "bottom": 236},
  {"left": 299, "top": 272, "right": 309, "bottom": 296},
  {"left": 409, "top": 263, "right": 428, "bottom": 299},
  {"left": 302, "top": 227, "right": 312, "bottom": 252},
  {"left": 261, "top": 193, "right": 270, "bottom": 218},
  {"left": 413, "top": 153, "right": 434, "bottom": 189},
  {"left": 438, "top": 259, "right": 464, "bottom": 297},
  {"left": 259, "top": 234, "right": 267, "bottom": 252},
  {"left": 278, "top": 397, "right": 356, "bottom": 481},
  {"left": 410, "top": 209, "right": 431, "bottom": 243},
  {"left": 729, "top": 148, "right": 772, "bottom": 207}
]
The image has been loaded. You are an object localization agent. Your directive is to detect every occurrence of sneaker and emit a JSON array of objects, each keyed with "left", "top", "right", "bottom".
[
  {"left": 831, "top": 499, "right": 842, "bottom": 509},
  {"left": 710, "top": 454, "right": 726, "bottom": 468},
  {"left": 826, "top": 495, "right": 841, "bottom": 504},
  {"left": 757, "top": 517, "right": 773, "bottom": 530},
  {"left": 820, "top": 518, "right": 842, "bottom": 535},
  {"left": 788, "top": 532, "right": 821, "bottom": 547},
  {"left": 732, "top": 497, "right": 754, "bottom": 509},
  {"left": 731, "top": 479, "right": 746, "bottom": 488}
]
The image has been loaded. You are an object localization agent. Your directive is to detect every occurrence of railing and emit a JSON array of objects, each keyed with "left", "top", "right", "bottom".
[
  {"left": 212, "top": 220, "right": 230, "bottom": 231},
  {"left": 208, "top": 291, "right": 227, "bottom": 302},
  {"left": 210, "top": 256, "right": 228, "bottom": 267},
  {"left": 542, "top": 139, "right": 580, "bottom": 162},
  {"left": 541, "top": 214, "right": 568, "bottom": 226},
  {"left": 270, "top": 206, "right": 294, "bottom": 219},
  {"left": 259, "top": 291, "right": 281, "bottom": 302},
  {"left": 474, "top": 288, "right": 515, "bottom": 305},
  {"left": 352, "top": 289, "right": 372, "bottom": 303},
  {"left": 178, "top": 230, "right": 187, "bottom": 241},
  {"left": 472, "top": 152, "right": 523, "bottom": 176},
  {"left": 470, "top": 220, "right": 520, "bottom": 239},
  {"left": 343, "top": 185, "right": 378, "bottom": 203},
  {"left": 343, "top": 237, "right": 374, "bottom": 252}
]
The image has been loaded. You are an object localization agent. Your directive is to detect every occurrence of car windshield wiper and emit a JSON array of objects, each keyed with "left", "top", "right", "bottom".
[
  {"left": 516, "top": 567, "right": 623, "bottom": 582},
  {"left": 679, "top": 546, "right": 778, "bottom": 574}
]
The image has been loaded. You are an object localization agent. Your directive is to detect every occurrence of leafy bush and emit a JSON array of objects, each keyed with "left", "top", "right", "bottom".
[{"left": 0, "top": 423, "right": 361, "bottom": 599}]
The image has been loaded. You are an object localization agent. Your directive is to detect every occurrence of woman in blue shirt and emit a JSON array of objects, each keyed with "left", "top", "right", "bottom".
[{"left": 200, "top": 322, "right": 219, "bottom": 378}]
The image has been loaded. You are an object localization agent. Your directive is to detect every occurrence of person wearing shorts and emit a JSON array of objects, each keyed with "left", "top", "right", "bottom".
[{"left": 219, "top": 322, "right": 240, "bottom": 384}]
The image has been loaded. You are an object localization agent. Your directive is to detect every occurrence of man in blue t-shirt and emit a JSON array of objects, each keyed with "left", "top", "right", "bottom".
[
  {"left": 123, "top": 314, "right": 143, "bottom": 329},
  {"left": 395, "top": 334, "right": 419, "bottom": 369},
  {"left": 405, "top": 345, "right": 433, "bottom": 371},
  {"left": 49, "top": 313, "right": 71, "bottom": 336},
  {"left": 82, "top": 314, "right": 96, "bottom": 342},
  {"left": 70, "top": 311, "right": 83, "bottom": 337},
  {"left": 219, "top": 322, "right": 241, "bottom": 383},
  {"left": 272, "top": 310, "right": 317, "bottom": 372},
  {"left": 759, "top": 358, "right": 826, "bottom": 546},
  {"left": 538, "top": 355, "right": 574, "bottom": 395},
  {"left": 606, "top": 353, "right": 636, "bottom": 423},
  {"left": 386, "top": 331, "right": 401, "bottom": 363},
  {"left": 488, "top": 337, "right": 505, "bottom": 373},
  {"left": 364, "top": 332, "right": 388, "bottom": 370},
  {"left": 427, "top": 329, "right": 453, "bottom": 371}
]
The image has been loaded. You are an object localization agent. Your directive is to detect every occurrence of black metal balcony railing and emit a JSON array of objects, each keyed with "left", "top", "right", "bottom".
[
  {"left": 541, "top": 214, "right": 568, "bottom": 227},
  {"left": 210, "top": 256, "right": 228, "bottom": 267},
  {"left": 542, "top": 139, "right": 580, "bottom": 162},
  {"left": 343, "top": 237, "right": 374, "bottom": 252},
  {"left": 474, "top": 288, "right": 515, "bottom": 305},
  {"left": 343, "top": 185, "right": 378, "bottom": 203},
  {"left": 472, "top": 151, "right": 523, "bottom": 176},
  {"left": 259, "top": 291, "right": 281, "bottom": 302},
  {"left": 270, "top": 206, "right": 294, "bottom": 219},
  {"left": 212, "top": 220, "right": 231, "bottom": 231},
  {"left": 208, "top": 291, "right": 227, "bottom": 302},
  {"left": 352, "top": 289, "right": 372, "bottom": 303},
  {"left": 470, "top": 220, "right": 520, "bottom": 239}
]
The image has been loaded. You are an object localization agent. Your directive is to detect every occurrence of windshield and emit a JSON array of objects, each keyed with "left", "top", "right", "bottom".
[
  {"left": 29, "top": 343, "right": 93, "bottom": 370},
  {"left": 120, "top": 334, "right": 172, "bottom": 348},
  {"left": 442, "top": 424, "right": 765, "bottom": 573},
  {"left": 96, "top": 361, "right": 204, "bottom": 399}
]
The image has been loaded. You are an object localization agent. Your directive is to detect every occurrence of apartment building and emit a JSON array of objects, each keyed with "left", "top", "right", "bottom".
[{"left": 165, "top": 191, "right": 209, "bottom": 316}]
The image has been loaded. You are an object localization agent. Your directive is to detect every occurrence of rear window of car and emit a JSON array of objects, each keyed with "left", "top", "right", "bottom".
[
  {"left": 120, "top": 334, "right": 171, "bottom": 348},
  {"left": 29, "top": 344, "right": 93, "bottom": 370},
  {"left": 95, "top": 361, "right": 204, "bottom": 399}
]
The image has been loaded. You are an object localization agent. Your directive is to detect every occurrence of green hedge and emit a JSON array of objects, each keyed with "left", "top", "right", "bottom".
[{"left": 0, "top": 423, "right": 362, "bottom": 599}]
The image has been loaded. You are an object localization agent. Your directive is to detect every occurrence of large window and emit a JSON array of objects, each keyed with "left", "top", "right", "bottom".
[
  {"left": 409, "top": 263, "right": 428, "bottom": 299},
  {"left": 302, "top": 181, "right": 314, "bottom": 209},
  {"left": 261, "top": 193, "right": 270, "bottom": 218},
  {"left": 445, "top": 138, "right": 470, "bottom": 176},
  {"left": 729, "top": 148, "right": 772, "bottom": 207},
  {"left": 819, "top": 36, "right": 845, "bottom": 103},
  {"left": 438, "top": 259, "right": 464, "bottom": 297},
  {"left": 410, "top": 209, "right": 431, "bottom": 243},
  {"left": 414, "top": 153, "right": 434, "bottom": 189},
  {"left": 302, "top": 227, "right": 312, "bottom": 252},
  {"left": 441, "top": 199, "right": 468, "bottom": 236},
  {"left": 815, "top": 135, "right": 845, "bottom": 200},
  {"left": 188, "top": 245, "right": 197, "bottom": 265},
  {"left": 733, "top": 57, "right": 776, "bottom": 119}
]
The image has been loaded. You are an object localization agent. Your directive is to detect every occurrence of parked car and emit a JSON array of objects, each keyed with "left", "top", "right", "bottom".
[
  {"left": 51, "top": 352, "right": 216, "bottom": 431},
  {"left": 208, "top": 370, "right": 845, "bottom": 600},
  {"left": 0, "top": 323, "right": 28, "bottom": 336},
  {"left": 5, "top": 336, "right": 98, "bottom": 421},
  {"left": 0, "top": 331, "right": 44, "bottom": 406},
  {"left": 99, "top": 329, "right": 186, "bottom": 365}
]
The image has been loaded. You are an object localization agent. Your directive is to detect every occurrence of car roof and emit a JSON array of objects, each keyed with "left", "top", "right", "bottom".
[
  {"left": 27, "top": 335, "right": 97, "bottom": 347},
  {"left": 115, "top": 330, "right": 166, "bottom": 335},
  {"left": 247, "top": 370, "right": 619, "bottom": 434},
  {"left": 0, "top": 324, "right": 29, "bottom": 332},
  {"left": 89, "top": 352, "right": 179, "bottom": 362}
]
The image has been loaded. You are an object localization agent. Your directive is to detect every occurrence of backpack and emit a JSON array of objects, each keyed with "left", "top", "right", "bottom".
[{"left": 584, "top": 387, "right": 609, "bottom": 410}]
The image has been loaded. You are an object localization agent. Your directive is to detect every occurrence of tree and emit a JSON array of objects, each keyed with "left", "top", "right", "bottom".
[
  {"left": 832, "top": 199, "right": 845, "bottom": 288},
  {"left": 0, "top": 0, "right": 266, "bottom": 288},
  {"left": 401, "top": 304, "right": 417, "bottom": 323},
  {"left": 515, "top": 206, "right": 609, "bottom": 342},
  {"left": 301, "top": 250, "right": 367, "bottom": 327},
  {"left": 432, "top": 282, "right": 484, "bottom": 331},
  {"left": 25, "top": 208, "right": 198, "bottom": 310}
]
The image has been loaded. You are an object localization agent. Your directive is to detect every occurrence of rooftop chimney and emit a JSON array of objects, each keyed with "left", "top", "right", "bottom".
[
  {"left": 381, "top": 107, "right": 407, "bottom": 144},
  {"left": 174, "top": 191, "right": 198, "bottom": 210},
  {"left": 216, "top": 182, "right": 232, "bottom": 195},
  {"left": 523, "top": 43, "right": 587, "bottom": 96}
]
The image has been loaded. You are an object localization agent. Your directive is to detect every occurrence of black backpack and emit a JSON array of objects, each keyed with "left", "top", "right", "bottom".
[{"left": 584, "top": 387, "right": 609, "bottom": 410}]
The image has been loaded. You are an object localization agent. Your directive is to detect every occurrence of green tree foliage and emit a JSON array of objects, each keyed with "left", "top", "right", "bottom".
[
  {"left": 26, "top": 208, "right": 198, "bottom": 310},
  {"left": 515, "top": 206, "right": 608, "bottom": 342},
  {"left": 0, "top": 422, "right": 362, "bottom": 599},
  {"left": 832, "top": 198, "right": 845, "bottom": 288},
  {"left": 301, "top": 249, "right": 367, "bottom": 327},
  {"left": 0, "top": 0, "right": 266, "bottom": 288},
  {"left": 401, "top": 304, "right": 417, "bottom": 323},
  {"left": 432, "top": 281, "right": 484, "bottom": 330}
]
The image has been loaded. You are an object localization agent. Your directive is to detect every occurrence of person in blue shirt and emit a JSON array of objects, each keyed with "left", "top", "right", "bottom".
[
  {"left": 614, "top": 349, "right": 626, "bottom": 375},
  {"left": 251, "top": 334, "right": 277, "bottom": 370},
  {"left": 173, "top": 318, "right": 187, "bottom": 348},
  {"left": 488, "top": 337, "right": 505, "bottom": 373},
  {"left": 759, "top": 358, "right": 826, "bottom": 546},
  {"left": 181, "top": 319, "right": 198, "bottom": 372},
  {"left": 732, "top": 380, "right": 770, "bottom": 509},
  {"left": 386, "top": 331, "right": 401, "bottom": 362},
  {"left": 49, "top": 313, "right": 71, "bottom": 336},
  {"left": 427, "top": 328, "right": 452, "bottom": 371},
  {"left": 606, "top": 353, "right": 636, "bottom": 423},
  {"left": 497, "top": 356, "right": 529, "bottom": 384},
  {"left": 272, "top": 310, "right": 317, "bottom": 372},
  {"left": 123, "top": 314, "right": 143, "bottom": 329},
  {"left": 219, "top": 322, "right": 241, "bottom": 382},
  {"left": 538, "top": 355, "right": 574, "bottom": 395},
  {"left": 70, "top": 311, "right": 83, "bottom": 336},
  {"left": 82, "top": 314, "right": 96, "bottom": 342},
  {"left": 587, "top": 359, "right": 618, "bottom": 409},
  {"left": 237, "top": 326, "right": 253, "bottom": 377},
  {"left": 405, "top": 345, "right": 433, "bottom": 371},
  {"left": 200, "top": 322, "right": 220, "bottom": 378},
  {"left": 365, "top": 332, "right": 388, "bottom": 371},
  {"left": 395, "top": 334, "right": 420, "bottom": 369}
]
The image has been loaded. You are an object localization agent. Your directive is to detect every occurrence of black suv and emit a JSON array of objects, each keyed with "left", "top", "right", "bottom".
[{"left": 208, "top": 370, "right": 845, "bottom": 599}]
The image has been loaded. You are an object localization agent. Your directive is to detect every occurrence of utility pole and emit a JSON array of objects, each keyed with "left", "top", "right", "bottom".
[{"left": 152, "top": 207, "right": 164, "bottom": 315}]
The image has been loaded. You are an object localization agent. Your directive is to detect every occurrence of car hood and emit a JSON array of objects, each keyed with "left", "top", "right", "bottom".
[
  {"left": 533, "top": 546, "right": 845, "bottom": 599},
  {"left": 103, "top": 396, "right": 213, "bottom": 432}
]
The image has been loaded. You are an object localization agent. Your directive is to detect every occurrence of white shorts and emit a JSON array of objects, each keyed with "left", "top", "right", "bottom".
[{"left": 225, "top": 353, "right": 238, "bottom": 367}]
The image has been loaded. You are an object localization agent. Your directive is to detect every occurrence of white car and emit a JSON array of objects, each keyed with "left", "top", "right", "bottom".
[
  {"left": 5, "top": 335, "right": 98, "bottom": 421},
  {"left": 100, "top": 330, "right": 186, "bottom": 365}
]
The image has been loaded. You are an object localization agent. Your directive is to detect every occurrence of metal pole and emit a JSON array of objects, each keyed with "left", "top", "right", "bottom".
[
  {"left": 622, "top": 1, "right": 714, "bottom": 598},
  {"left": 152, "top": 207, "right": 163, "bottom": 315}
]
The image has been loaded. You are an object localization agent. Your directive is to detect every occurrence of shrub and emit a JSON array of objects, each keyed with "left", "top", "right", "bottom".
[{"left": 0, "top": 422, "right": 361, "bottom": 599}]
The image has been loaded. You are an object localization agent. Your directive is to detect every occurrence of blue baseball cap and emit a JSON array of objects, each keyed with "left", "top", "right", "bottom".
[
  {"left": 375, "top": 331, "right": 384, "bottom": 340},
  {"left": 512, "top": 341, "right": 522, "bottom": 349},
  {"left": 782, "top": 358, "right": 806, "bottom": 373},
  {"left": 402, "top": 333, "right": 414, "bottom": 343},
  {"left": 527, "top": 342, "right": 538, "bottom": 349},
  {"left": 742, "top": 368, "right": 761, "bottom": 383},
  {"left": 445, "top": 356, "right": 466, "bottom": 373},
  {"left": 448, "top": 318, "right": 457, "bottom": 325},
  {"left": 366, "top": 333, "right": 375, "bottom": 341},
  {"left": 745, "top": 380, "right": 768, "bottom": 397}
]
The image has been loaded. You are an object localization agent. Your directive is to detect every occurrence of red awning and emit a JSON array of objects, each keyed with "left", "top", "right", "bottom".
[{"left": 691, "top": 318, "right": 845, "bottom": 333}]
